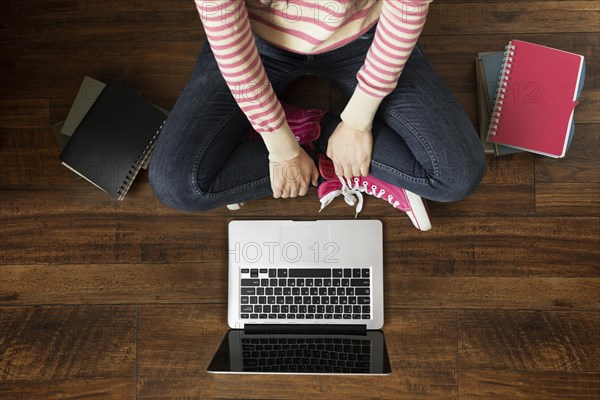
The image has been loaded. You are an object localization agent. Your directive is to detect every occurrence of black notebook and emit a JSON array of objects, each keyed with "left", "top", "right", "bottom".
[{"left": 59, "top": 79, "right": 166, "bottom": 200}]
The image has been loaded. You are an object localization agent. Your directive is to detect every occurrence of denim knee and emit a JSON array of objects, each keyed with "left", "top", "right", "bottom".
[
  {"left": 148, "top": 156, "right": 219, "bottom": 213},
  {"left": 434, "top": 148, "right": 486, "bottom": 202}
]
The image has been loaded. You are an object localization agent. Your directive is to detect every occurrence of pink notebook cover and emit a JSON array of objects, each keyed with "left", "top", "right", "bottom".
[{"left": 486, "top": 40, "right": 584, "bottom": 157}]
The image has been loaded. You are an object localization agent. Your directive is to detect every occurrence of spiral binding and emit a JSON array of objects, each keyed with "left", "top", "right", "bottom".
[
  {"left": 116, "top": 120, "right": 165, "bottom": 200},
  {"left": 488, "top": 42, "right": 516, "bottom": 136}
]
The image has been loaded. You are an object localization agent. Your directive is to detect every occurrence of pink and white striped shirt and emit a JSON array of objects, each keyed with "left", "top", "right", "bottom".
[{"left": 195, "top": 0, "right": 432, "bottom": 161}]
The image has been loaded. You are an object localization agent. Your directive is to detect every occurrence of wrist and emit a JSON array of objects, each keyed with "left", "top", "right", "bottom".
[
  {"left": 261, "top": 125, "right": 302, "bottom": 162},
  {"left": 340, "top": 86, "right": 383, "bottom": 131},
  {"left": 341, "top": 120, "right": 372, "bottom": 134}
]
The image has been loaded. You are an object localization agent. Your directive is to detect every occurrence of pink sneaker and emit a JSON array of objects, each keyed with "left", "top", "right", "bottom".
[
  {"left": 317, "top": 154, "right": 432, "bottom": 231},
  {"left": 243, "top": 102, "right": 325, "bottom": 151}
]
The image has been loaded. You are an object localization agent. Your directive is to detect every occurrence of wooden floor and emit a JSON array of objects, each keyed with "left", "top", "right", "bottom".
[{"left": 1, "top": 1, "right": 599, "bottom": 399}]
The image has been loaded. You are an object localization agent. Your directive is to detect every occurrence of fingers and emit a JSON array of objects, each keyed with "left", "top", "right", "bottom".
[
  {"left": 311, "top": 164, "right": 319, "bottom": 187},
  {"left": 332, "top": 160, "right": 369, "bottom": 180},
  {"left": 270, "top": 153, "right": 316, "bottom": 199},
  {"left": 333, "top": 162, "right": 344, "bottom": 178},
  {"left": 345, "top": 164, "right": 355, "bottom": 180},
  {"left": 359, "top": 160, "right": 370, "bottom": 177},
  {"left": 272, "top": 181, "right": 283, "bottom": 198},
  {"left": 298, "top": 179, "right": 309, "bottom": 197},
  {"left": 335, "top": 162, "right": 354, "bottom": 180},
  {"left": 282, "top": 178, "right": 308, "bottom": 198}
]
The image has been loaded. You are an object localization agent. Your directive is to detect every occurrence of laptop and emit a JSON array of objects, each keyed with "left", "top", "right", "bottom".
[{"left": 207, "top": 219, "right": 391, "bottom": 375}]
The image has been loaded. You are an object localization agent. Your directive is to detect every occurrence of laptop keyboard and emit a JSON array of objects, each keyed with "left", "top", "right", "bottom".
[
  {"left": 239, "top": 268, "right": 371, "bottom": 320},
  {"left": 241, "top": 337, "right": 371, "bottom": 373}
]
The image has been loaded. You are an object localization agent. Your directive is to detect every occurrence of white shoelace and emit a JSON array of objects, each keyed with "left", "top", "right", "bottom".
[
  {"left": 319, "top": 177, "right": 401, "bottom": 217},
  {"left": 319, "top": 176, "right": 364, "bottom": 217}
]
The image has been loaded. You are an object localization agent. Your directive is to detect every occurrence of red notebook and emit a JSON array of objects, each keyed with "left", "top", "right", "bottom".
[{"left": 486, "top": 40, "right": 584, "bottom": 158}]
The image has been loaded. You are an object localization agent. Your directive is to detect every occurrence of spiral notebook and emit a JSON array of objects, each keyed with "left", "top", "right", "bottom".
[
  {"left": 486, "top": 40, "right": 585, "bottom": 158},
  {"left": 59, "top": 78, "right": 166, "bottom": 200}
]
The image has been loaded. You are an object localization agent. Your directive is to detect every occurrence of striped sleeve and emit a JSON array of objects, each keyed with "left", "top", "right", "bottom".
[
  {"left": 340, "top": 0, "right": 433, "bottom": 132},
  {"left": 194, "top": 0, "right": 300, "bottom": 162}
]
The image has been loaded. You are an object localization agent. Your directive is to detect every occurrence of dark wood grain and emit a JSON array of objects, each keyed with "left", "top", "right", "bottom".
[
  {"left": 423, "top": 1, "right": 600, "bottom": 35},
  {"left": 536, "top": 183, "right": 600, "bottom": 216},
  {"left": 0, "top": 264, "right": 226, "bottom": 305},
  {"left": 2, "top": 212, "right": 599, "bottom": 277},
  {"left": 0, "top": 379, "right": 135, "bottom": 400},
  {"left": 459, "top": 370, "right": 600, "bottom": 400},
  {"left": 0, "top": 306, "right": 136, "bottom": 380},
  {"left": 1, "top": 264, "right": 597, "bottom": 309},
  {"left": 138, "top": 370, "right": 458, "bottom": 400},
  {"left": 535, "top": 124, "right": 600, "bottom": 183},
  {"left": 0, "top": 99, "right": 70, "bottom": 186},
  {"left": 459, "top": 311, "right": 600, "bottom": 371}
]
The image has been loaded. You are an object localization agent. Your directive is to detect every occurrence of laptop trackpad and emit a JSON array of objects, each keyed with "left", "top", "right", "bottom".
[{"left": 280, "top": 222, "right": 330, "bottom": 264}]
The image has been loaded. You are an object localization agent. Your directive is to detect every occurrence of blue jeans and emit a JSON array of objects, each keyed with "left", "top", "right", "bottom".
[{"left": 149, "top": 23, "right": 486, "bottom": 212}]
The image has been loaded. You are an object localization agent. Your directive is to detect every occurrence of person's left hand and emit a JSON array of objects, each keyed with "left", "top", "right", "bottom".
[{"left": 326, "top": 120, "right": 373, "bottom": 180}]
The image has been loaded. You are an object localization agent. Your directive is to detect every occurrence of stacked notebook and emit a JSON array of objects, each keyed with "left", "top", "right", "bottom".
[
  {"left": 59, "top": 78, "right": 167, "bottom": 200},
  {"left": 476, "top": 40, "right": 585, "bottom": 157}
]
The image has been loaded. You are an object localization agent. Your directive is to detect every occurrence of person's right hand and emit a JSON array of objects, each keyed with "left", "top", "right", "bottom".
[
  {"left": 269, "top": 148, "right": 319, "bottom": 198},
  {"left": 326, "top": 120, "right": 373, "bottom": 180}
]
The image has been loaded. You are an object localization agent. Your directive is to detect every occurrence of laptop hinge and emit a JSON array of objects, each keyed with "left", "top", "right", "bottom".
[{"left": 244, "top": 324, "right": 367, "bottom": 335}]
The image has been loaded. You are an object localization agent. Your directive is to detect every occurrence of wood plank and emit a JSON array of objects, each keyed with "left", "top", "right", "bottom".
[
  {"left": 535, "top": 124, "right": 600, "bottom": 183},
  {"left": 0, "top": 127, "right": 76, "bottom": 186},
  {"left": 536, "top": 183, "right": 600, "bottom": 216},
  {"left": 0, "top": 199, "right": 599, "bottom": 276},
  {"left": 0, "top": 99, "right": 48, "bottom": 129},
  {"left": 0, "top": 213, "right": 119, "bottom": 265},
  {"left": 481, "top": 153, "right": 534, "bottom": 184},
  {"left": 2, "top": 207, "right": 598, "bottom": 277},
  {"left": 0, "top": 379, "right": 135, "bottom": 400},
  {"left": 5, "top": 1, "right": 596, "bottom": 43},
  {"left": 0, "top": 264, "right": 225, "bottom": 305},
  {"left": 142, "top": 370, "right": 457, "bottom": 399},
  {"left": 0, "top": 99, "right": 71, "bottom": 186},
  {"left": 459, "top": 311, "right": 600, "bottom": 371},
  {"left": 0, "top": 9, "right": 200, "bottom": 45},
  {"left": 393, "top": 277, "right": 598, "bottom": 310},
  {"left": 0, "top": 306, "right": 136, "bottom": 380},
  {"left": 0, "top": 41, "right": 200, "bottom": 100},
  {"left": 423, "top": 2, "right": 599, "bottom": 35},
  {"left": 139, "top": 370, "right": 457, "bottom": 400},
  {"left": 417, "top": 183, "right": 535, "bottom": 217},
  {"left": 0, "top": 179, "right": 536, "bottom": 219},
  {"left": 137, "top": 304, "right": 458, "bottom": 399},
  {"left": 459, "top": 370, "right": 600, "bottom": 400},
  {"left": 382, "top": 217, "right": 600, "bottom": 277},
  {"left": 576, "top": 90, "right": 600, "bottom": 124},
  {"left": 1, "top": 264, "right": 597, "bottom": 308}
]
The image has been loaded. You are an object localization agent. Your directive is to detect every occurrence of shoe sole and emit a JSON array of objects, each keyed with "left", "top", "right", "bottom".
[
  {"left": 405, "top": 190, "right": 432, "bottom": 231},
  {"left": 226, "top": 202, "right": 245, "bottom": 210}
]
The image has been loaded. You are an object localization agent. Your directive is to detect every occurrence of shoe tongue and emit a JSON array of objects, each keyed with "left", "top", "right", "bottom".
[{"left": 318, "top": 155, "right": 337, "bottom": 180}]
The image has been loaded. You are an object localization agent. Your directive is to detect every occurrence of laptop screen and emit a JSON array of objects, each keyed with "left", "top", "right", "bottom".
[{"left": 208, "top": 330, "right": 391, "bottom": 375}]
